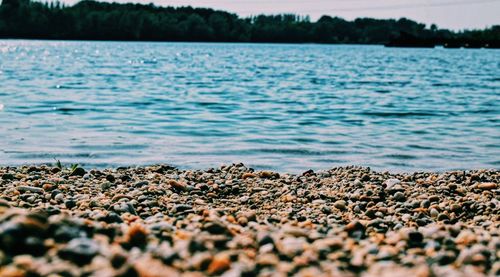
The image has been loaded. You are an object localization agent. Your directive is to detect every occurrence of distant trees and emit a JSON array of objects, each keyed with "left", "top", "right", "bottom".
[{"left": 0, "top": 0, "right": 498, "bottom": 47}]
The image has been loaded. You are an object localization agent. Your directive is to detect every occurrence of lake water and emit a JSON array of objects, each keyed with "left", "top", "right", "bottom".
[{"left": 0, "top": 40, "right": 498, "bottom": 172}]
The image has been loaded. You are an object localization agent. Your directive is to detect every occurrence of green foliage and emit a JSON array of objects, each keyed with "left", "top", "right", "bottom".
[
  {"left": 0, "top": 0, "right": 498, "bottom": 45},
  {"left": 53, "top": 158, "right": 79, "bottom": 173},
  {"left": 54, "top": 159, "right": 63, "bottom": 170}
]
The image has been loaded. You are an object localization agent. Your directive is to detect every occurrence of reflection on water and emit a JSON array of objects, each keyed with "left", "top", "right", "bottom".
[{"left": 0, "top": 40, "right": 498, "bottom": 172}]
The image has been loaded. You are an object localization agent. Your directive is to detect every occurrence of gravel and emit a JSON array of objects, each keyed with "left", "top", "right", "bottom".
[{"left": 0, "top": 164, "right": 498, "bottom": 276}]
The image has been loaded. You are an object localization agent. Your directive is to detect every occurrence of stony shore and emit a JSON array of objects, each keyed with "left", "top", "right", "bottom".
[{"left": 0, "top": 164, "right": 498, "bottom": 277}]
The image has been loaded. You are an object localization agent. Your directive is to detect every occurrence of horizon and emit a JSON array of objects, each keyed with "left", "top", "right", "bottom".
[{"left": 44, "top": 0, "right": 500, "bottom": 31}]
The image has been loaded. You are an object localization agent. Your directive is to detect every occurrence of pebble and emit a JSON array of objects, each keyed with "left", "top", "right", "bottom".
[
  {"left": 58, "top": 238, "right": 100, "bottom": 265},
  {"left": 477, "top": 182, "right": 496, "bottom": 190},
  {"left": 17, "top": 186, "right": 43, "bottom": 194},
  {"left": 106, "top": 174, "right": 116, "bottom": 182},
  {"left": 64, "top": 199, "right": 77, "bottom": 209},
  {"left": 134, "top": 181, "right": 149, "bottom": 187},
  {"left": 437, "top": 213, "right": 450, "bottom": 221},
  {"left": 394, "top": 192, "right": 405, "bottom": 201},
  {"left": 385, "top": 178, "right": 401, "bottom": 189},
  {"left": 259, "top": 171, "right": 275, "bottom": 179},
  {"left": 54, "top": 193, "right": 64, "bottom": 203},
  {"left": 430, "top": 208, "right": 439, "bottom": 218},
  {"left": 168, "top": 179, "right": 186, "bottom": 191},
  {"left": 207, "top": 253, "right": 231, "bottom": 275},
  {"left": 1, "top": 173, "right": 15, "bottom": 180},
  {"left": 70, "top": 167, "right": 86, "bottom": 177},
  {"left": 334, "top": 200, "right": 347, "bottom": 210},
  {"left": 242, "top": 173, "right": 257, "bottom": 179}
]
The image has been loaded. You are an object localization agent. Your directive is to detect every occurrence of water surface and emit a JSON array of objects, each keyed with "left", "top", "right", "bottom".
[{"left": 0, "top": 40, "right": 498, "bottom": 172}]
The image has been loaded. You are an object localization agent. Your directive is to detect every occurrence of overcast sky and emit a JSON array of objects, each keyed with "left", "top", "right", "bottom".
[{"left": 58, "top": 0, "right": 499, "bottom": 30}]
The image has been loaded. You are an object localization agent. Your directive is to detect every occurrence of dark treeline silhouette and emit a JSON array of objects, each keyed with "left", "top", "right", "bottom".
[{"left": 0, "top": 0, "right": 499, "bottom": 48}]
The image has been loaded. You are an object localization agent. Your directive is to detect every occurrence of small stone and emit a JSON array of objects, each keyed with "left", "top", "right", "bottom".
[
  {"left": 134, "top": 181, "right": 149, "bottom": 187},
  {"left": 54, "top": 193, "right": 65, "bottom": 203},
  {"left": 393, "top": 192, "right": 405, "bottom": 202},
  {"left": 256, "top": 253, "right": 280, "bottom": 266},
  {"left": 365, "top": 208, "right": 377, "bottom": 219},
  {"left": 385, "top": 178, "right": 401, "bottom": 189},
  {"left": 114, "top": 202, "right": 137, "bottom": 215},
  {"left": 106, "top": 174, "right": 116, "bottom": 182},
  {"left": 58, "top": 238, "right": 100, "bottom": 265},
  {"left": 1, "top": 173, "right": 15, "bottom": 180},
  {"left": 243, "top": 211, "right": 257, "bottom": 221},
  {"left": 101, "top": 182, "right": 113, "bottom": 190},
  {"left": 429, "top": 195, "right": 440, "bottom": 203},
  {"left": 190, "top": 252, "right": 212, "bottom": 271},
  {"left": 65, "top": 199, "right": 77, "bottom": 209},
  {"left": 421, "top": 200, "right": 431, "bottom": 208},
  {"left": 283, "top": 226, "right": 308, "bottom": 237},
  {"left": 478, "top": 182, "right": 497, "bottom": 190},
  {"left": 134, "top": 256, "right": 180, "bottom": 277},
  {"left": 334, "top": 200, "right": 347, "bottom": 210},
  {"left": 194, "top": 199, "right": 206, "bottom": 205},
  {"left": 203, "top": 221, "right": 229, "bottom": 235},
  {"left": 447, "top": 183, "right": 458, "bottom": 191},
  {"left": 437, "top": 213, "right": 450, "bottom": 221},
  {"left": 282, "top": 194, "right": 295, "bottom": 202},
  {"left": 168, "top": 179, "right": 186, "bottom": 191},
  {"left": 435, "top": 251, "right": 456, "bottom": 265},
  {"left": 430, "top": 208, "right": 439, "bottom": 218},
  {"left": 125, "top": 223, "right": 149, "bottom": 247},
  {"left": 239, "top": 196, "right": 249, "bottom": 203},
  {"left": 237, "top": 216, "right": 248, "bottom": 226},
  {"left": 407, "top": 231, "right": 424, "bottom": 248},
  {"left": 17, "top": 186, "right": 43, "bottom": 194},
  {"left": 321, "top": 206, "right": 332, "bottom": 214},
  {"left": 111, "top": 194, "right": 132, "bottom": 202},
  {"left": 345, "top": 221, "right": 365, "bottom": 238},
  {"left": 450, "top": 204, "right": 461, "bottom": 212},
  {"left": 0, "top": 199, "right": 10, "bottom": 207},
  {"left": 174, "top": 204, "right": 193, "bottom": 213},
  {"left": 242, "top": 173, "right": 257, "bottom": 179},
  {"left": 70, "top": 167, "right": 86, "bottom": 177},
  {"left": 207, "top": 253, "right": 231, "bottom": 275},
  {"left": 259, "top": 171, "right": 275, "bottom": 178}
]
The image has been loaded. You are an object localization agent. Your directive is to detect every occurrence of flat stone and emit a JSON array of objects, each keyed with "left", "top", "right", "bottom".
[
  {"left": 58, "top": 238, "right": 100, "bottom": 265},
  {"left": 17, "top": 186, "right": 43, "bottom": 194},
  {"left": 478, "top": 182, "right": 496, "bottom": 190}
]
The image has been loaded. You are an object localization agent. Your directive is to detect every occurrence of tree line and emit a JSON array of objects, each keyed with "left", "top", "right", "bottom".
[{"left": 0, "top": 0, "right": 499, "bottom": 47}]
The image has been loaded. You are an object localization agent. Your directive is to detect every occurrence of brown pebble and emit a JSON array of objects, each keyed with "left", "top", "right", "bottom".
[
  {"left": 0, "top": 265, "right": 25, "bottom": 277},
  {"left": 168, "top": 179, "right": 186, "bottom": 191},
  {"left": 111, "top": 194, "right": 132, "bottom": 202},
  {"left": 207, "top": 253, "right": 231, "bottom": 275},
  {"left": 334, "top": 200, "right": 347, "bottom": 210},
  {"left": 242, "top": 172, "right": 257, "bottom": 179},
  {"left": 125, "top": 223, "right": 149, "bottom": 247},
  {"left": 478, "top": 182, "right": 497, "bottom": 190},
  {"left": 237, "top": 216, "right": 248, "bottom": 226},
  {"left": 134, "top": 256, "right": 180, "bottom": 277},
  {"left": 259, "top": 171, "right": 274, "bottom": 178}
]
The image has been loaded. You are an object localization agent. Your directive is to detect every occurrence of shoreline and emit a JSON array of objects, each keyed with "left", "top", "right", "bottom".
[
  {"left": 0, "top": 164, "right": 498, "bottom": 276},
  {"left": 2, "top": 39, "right": 500, "bottom": 50}
]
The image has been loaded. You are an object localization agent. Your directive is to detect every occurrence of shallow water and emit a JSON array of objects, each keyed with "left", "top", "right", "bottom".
[{"left": 0, "top": 40, "right": 498, "bottom": 172}]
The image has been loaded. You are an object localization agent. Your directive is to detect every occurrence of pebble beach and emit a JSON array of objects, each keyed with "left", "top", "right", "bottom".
[{"left": 0, "top": 164, "right": 498, "bottom": 277}]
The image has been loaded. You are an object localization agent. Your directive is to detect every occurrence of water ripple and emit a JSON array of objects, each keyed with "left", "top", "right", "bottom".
[{"left": 0, "top": 40, "right": 498, "bottom": 172}]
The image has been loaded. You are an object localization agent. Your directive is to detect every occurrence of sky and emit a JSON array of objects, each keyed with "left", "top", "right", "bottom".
[{"left": 59, "top": 0, "right": 499, "bottom": 30}]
